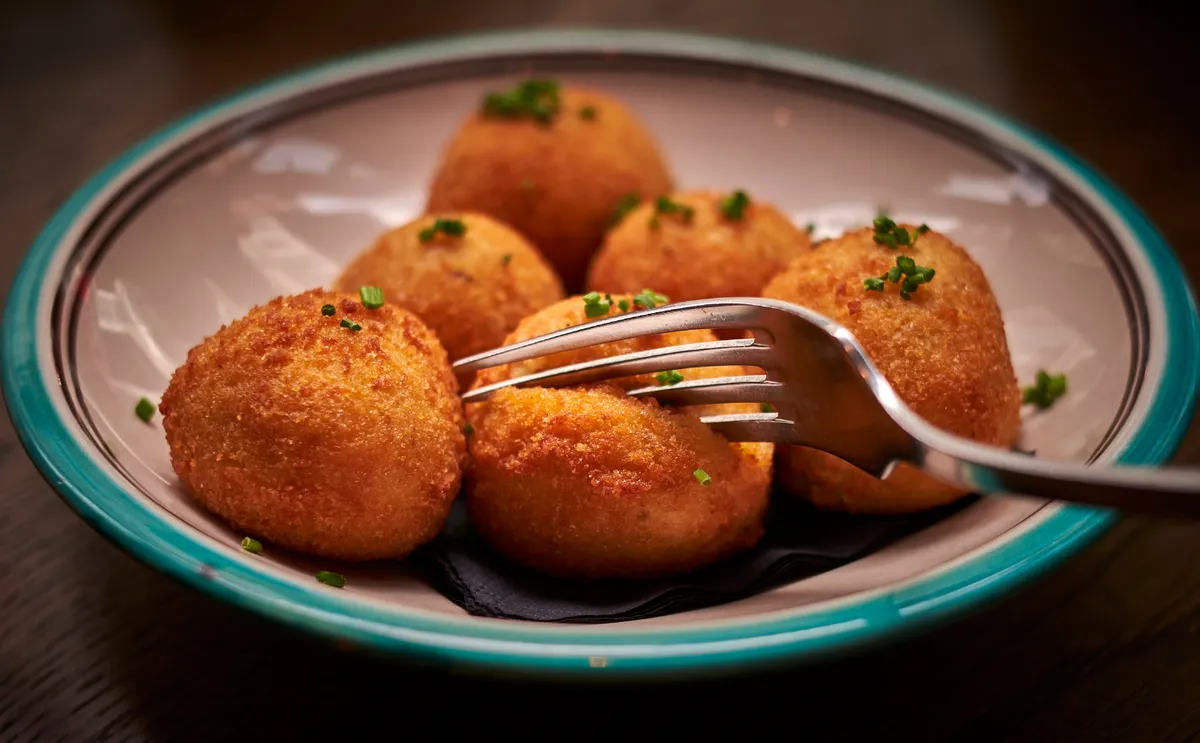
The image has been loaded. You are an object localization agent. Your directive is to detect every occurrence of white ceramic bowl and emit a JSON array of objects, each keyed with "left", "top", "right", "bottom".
[{"left": 3, "top": 30, "right": 1197, "bottom": 677}]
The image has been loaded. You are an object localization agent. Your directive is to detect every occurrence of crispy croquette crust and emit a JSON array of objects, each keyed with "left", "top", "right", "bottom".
[
  {"left": 334, "top": 211, "right": 565, "bottom": 363},
  {"left": 467, "top": 295, "right": 773, "bottom": 579},
  {"left": 426, "top": 86, "right": 673, "bottom": 290},
  {"left": 468, "top": 386, "right": 773, "bottom": 579},
  {"left": 159, "top": 289, "right": 466, "bottom": 561},
  {"left": 587, "top": 190, "right": 811, "bottom": 301},
  {"left": 762, "top": 226, "right": 1021, "bottom": 513}
]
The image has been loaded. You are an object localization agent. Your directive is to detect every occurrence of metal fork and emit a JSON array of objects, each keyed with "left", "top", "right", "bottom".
[{"left": 455, "top": 298, "right": 1200, "bottom": 518}]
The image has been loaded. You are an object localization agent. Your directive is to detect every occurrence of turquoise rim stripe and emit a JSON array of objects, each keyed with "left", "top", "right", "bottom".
[{"left": 2, "top": 30, "right": 1197, "bottom": 676}]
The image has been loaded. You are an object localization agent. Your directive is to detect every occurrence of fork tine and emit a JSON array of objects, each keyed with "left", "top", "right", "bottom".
[
  {"left": 452, "top": 299, "right": 768, "bottom": 373},
  {"left": 626, "top": 374, "right": 787, "bottom": 406},
  {"left": 699, "top": 413, "right": 798, "bottom": 443},
  {"left": 460, "top": 338, "right": 775, "bottom": 403}
]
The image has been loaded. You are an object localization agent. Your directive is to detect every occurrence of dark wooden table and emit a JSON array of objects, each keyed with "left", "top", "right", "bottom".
[{"left": 2, "top": 1, "right": 1198, "bottom": 740}]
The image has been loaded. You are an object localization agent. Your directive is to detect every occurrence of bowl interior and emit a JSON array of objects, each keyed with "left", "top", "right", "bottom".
[{"left": 65, "top": 60, "right": 1136, "bottom": 629}]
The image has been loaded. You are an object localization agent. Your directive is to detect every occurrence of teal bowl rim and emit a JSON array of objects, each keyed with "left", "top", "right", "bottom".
[{"left": 2, "top": 29, "right": 1197, "bottom": 676}]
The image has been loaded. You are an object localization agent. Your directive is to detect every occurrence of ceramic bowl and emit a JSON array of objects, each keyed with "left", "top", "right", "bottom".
[{"left": 3, "top": 29, "right": 1197, "bottom": 677}]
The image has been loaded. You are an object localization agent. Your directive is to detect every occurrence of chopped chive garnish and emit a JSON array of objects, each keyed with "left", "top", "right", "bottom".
[
  {"left": 693, "top": 469, "right": 712, "bottom": 487},
  {"left": 482, "top": 79, "right": 561, "bottom": 124},
  {"left": 321, "top": 304, "right": 336, "bottom": 316},
  {"left": 608, "top": 193, "right": 641, "bottom": 227},
  {"left": 582, "top": 291, "right": 612, "bottom": 318},
  {"left": 632, "top": 289, "right": 669, "bottom": 310},
  {"left": 1022, "top": 370, "right": 1068, "bottom": 410},
  {"left": 873, "top": 217, "right": 931, "bottom": 251},
  {"left": 340, "top": 318, "right": 362, "bottom": 332},
  {"left": 315, "top": 571, "right": 346, "bottom": 588},
  {"left": 655, "top": 370, "right": 684, "bottom": 386},
  {"left": 864, "top": 255, "right": 936, "bottom": 299},
  {"left": 135, "top": 397, "right": 155, "bottom": 423},
  {"left": 650, "top": 195, "right": 694, "bottom": 227},
  {"left": 359, "top": 286, "right": 384, "bottom": 309},
  {"left": 719, "top": 190, "right": 751, "bottom": 221},
  {"left": 760, "top": 403, "right": 773, "bottom": 413},
  {"left": 617, "top": 298, "right": 631, "bottom": 313},
  {"left": 579, "top": 105, "right": 597, "bottom": 120},
  {"left": 464, "top": 422, "right": 475, "bottom": 436},
  {"left": 501, "top": 253, "right": 512, "bottom": 266},
  {"left": 419, "top": 218, "right": 467, "bottom": 243},
  {"left": 241, "top": 537, "right": 263, "bottom": 554}
]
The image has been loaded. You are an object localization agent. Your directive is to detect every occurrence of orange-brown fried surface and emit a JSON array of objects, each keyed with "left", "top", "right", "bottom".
[
  {"left": 427, "top": 85, "right": 673, "bottom": 289},
  {"left": 160, "top": 289, "right": 465, "bottom": 560},
  {"left": 762, "top": 226, "right": 1020, "bottom": 513},
  {"left": 335, "top": 211, "right": 564, "bottom": 364}
]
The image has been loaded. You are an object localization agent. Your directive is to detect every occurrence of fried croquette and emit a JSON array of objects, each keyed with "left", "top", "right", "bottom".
[
  {"left": 334, "top": 212, "right": 565, "bottom": 364},
  {"left": 762, "top": 225, "right": 1021, "bottom": 513},
  {"left": 160, "top": 289, "right": 466, "bottom": 561},
  {"left": 426, "top": 82, "right": 673, "bottom": 290},
  {"left": 587, "top": 190, "right": 811, "bottom": 301},
  {"left": 467, "top": 294, "right": 774, "bottom": 579}
]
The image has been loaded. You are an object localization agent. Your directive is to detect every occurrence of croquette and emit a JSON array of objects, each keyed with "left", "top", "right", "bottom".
[
  {"left": 467, "top": 295, "right": 774, "bottom": 579},
  {"left": 426, "top": 81, "right": 673, "bottom": 290},
  {"left": 334, "top": 212, "right": 565, "bottom": 364},
  {"left": 159, "top": 289, "right": 466, "bottom": 561},
  {"left": 587, "top": 190, "right": 811, "bottom": 301},
  {"left": 762, "top": 225, "right": 1021, "bottom": 513}
]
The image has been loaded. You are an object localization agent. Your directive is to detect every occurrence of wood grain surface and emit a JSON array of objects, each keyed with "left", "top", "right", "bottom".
[{"left": 1, "top": 1, "right": 1197, "bottom": 740}]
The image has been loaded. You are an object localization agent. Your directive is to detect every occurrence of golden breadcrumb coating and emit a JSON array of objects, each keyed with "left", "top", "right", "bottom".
[
  {"left": 587, "top": 190, "right": 811, "bottom": 301},
  {"left": 426, "top": 86, "right": 673, "bottom": 290},
  {"left": 160, "top": 289, "right": 465, "bottom": 561},
  {"left": 762, "top": 226, "right": 1021, "bottom": 513},
  {"left": 467, "top": 295, "right": 773, "bottom": 579},
  {"left": 335, "top": 211, "right": 565, "bottom": 364}
]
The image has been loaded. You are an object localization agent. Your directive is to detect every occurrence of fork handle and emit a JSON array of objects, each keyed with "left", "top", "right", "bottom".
[{"left": 914, "top": 428, "right": 1200, "bottom": 518}]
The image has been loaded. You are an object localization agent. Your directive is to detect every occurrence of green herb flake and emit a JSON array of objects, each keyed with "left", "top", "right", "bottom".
[
  {"left": 241, "top": 537, "right": 263, "bottom": 554},
  {"left": 359, "top": 286, "right": 384, "bottom": 309},
  {"left": 464, "top": 422, "right": 475, "bottom": 436},
  {"left": 655, "top": 370, "right": 685, "bottom": 386},
  {"left": 873, "top": 217, "right": 931, "bottom": 251},
  {"left": 419, "top": 218, "right": 467, "bottom": 243},
  {"left": 135, "top": 397, "right": 156, "bottom": 423},
  {"left": 760, "top": 403, "right": 774, "bottom": 413},
  {"left": 632, "top": 289, "right": 669, "bottom": 310},
  {"left": 315, "top": 571, "right": 346, "bottom": 588},
  {"left": 582, "top": 291, "right": 612, "bottom": 318},
  {"left": 652, "top": 195, "right": 695, "bottom": 226},
  {"left": 693, "top": 469, "right": 712, "bottom": 487},
  {"left": 501, "top": 253, "right": 512, "bottom": 266},
  {"left": 609, "top": 193, "right": 641, "bottom": 227},
  {"left": 867, "top": 254, "right": 937, "bottom": 299},
  {"left": 617, "top": 298, "right": 631, "bottom": 313},
  {"left": 579, "top": 105, "right": 597, "bottom": 120},
  {"left": 719, "top": 190, "right": 751, "bottom": 221},
  {"left": 321, "top": 304, "right": 336, "bottom": 316},
  {"left": 482, "top": 79, "right": 561, "bottom": 124},
  {"left": 340, "top": 318, "right": 362, "bottom": 332},
  {"left": 805, "top": 222, "right": 815, "bottom": 235},
  {"left": 1022, "top": 370, "right": 1068, "bottom": 410}
]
